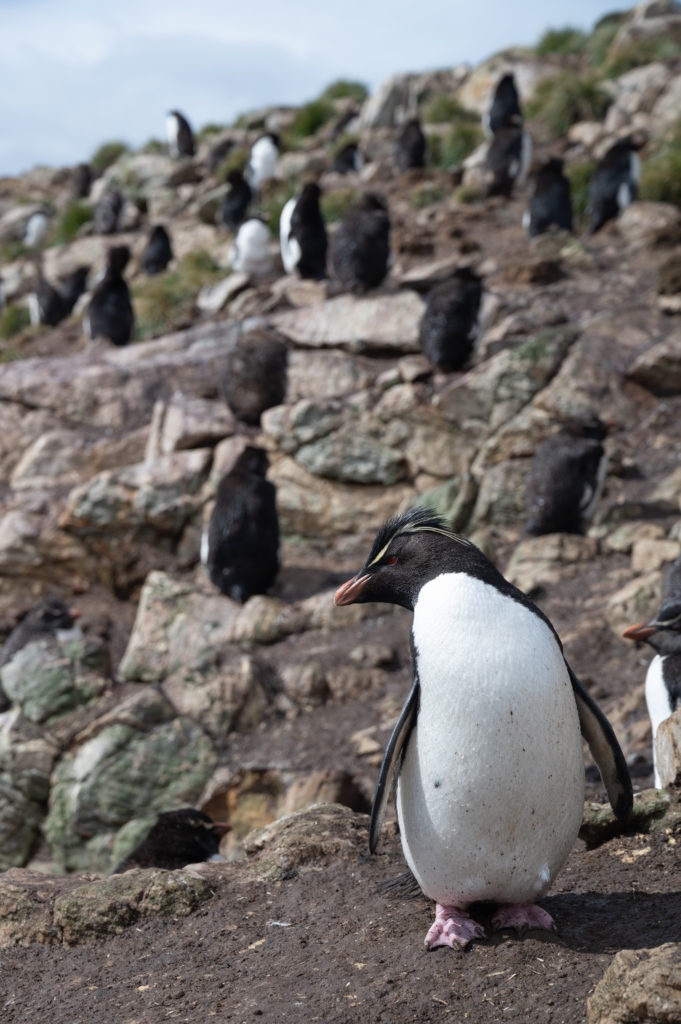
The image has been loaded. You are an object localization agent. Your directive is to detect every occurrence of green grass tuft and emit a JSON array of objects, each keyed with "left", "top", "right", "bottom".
[
  {"left": 564, "top": 160, "right": 596, "bottom": 224},
  {"left": 132, "top": 249, "right": 224, "bottom": 340},
  {"left": 287, "top": 99, "right": 336, "bottom": 142},
  {"left": 602, "top": 36, "right": 681, "bottom": 78},
  {"left": 320, "top": 80, "right": 368, "bottom": 103},
  {"left": 429, "top": 121, "right": 483, "bottom": 170},
  {"left": 320, "top": 188, "right": 360, "bottom": 223},
  {"left": 535, "top": 26, "right": 587, "bottom": 56},
  {"left": 640, "top": 121, "right": 681, "bottom": 207},
  {"left": 0, "top": 304, "right": 30, "bottom": 341},
  {"left": 90, "top": 141, "right": 130, "bottom": 174},
  {"left": 409, "top": 183, "right": 451, "bottom": 209},
  {"left": 423, "top": 94, "right": 480, "bottom": 126},
  {"left": 526, "top": 73, "right": 611, "bottom": 140},
  {"left": 53, "top": 201, "right": 93, "bottom": 245}
]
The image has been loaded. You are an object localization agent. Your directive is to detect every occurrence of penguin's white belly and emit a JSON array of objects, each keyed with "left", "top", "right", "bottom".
[
  {"left": 645, "top": 654, "right": 672, "bottom": 789},
  {"left": 397, "top": 572, "right": 584, "bottom": 907}
]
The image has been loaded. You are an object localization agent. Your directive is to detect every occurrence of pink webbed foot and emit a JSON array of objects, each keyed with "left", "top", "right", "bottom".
[
  {"left": 491, "top": 902, "right": 555, "bottom": 935},
  {"left": 425, "top": 903, "right": 486, "bottom": 950}
]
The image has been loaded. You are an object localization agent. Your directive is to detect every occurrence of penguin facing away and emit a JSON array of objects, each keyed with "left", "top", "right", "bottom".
[
  {"left": 484, "top": 73, "right": 523, "bottom": 135},
  {"left": 85, "top": 245, "right": 134, "bottom": 346},
  {"left": 524, "top": 157, "right": 573, "bottom": 237},
  {"left": 201, "top": 446, "right": 280, "bottom": 603},
  {"left": 334, "top": 508, "right": 632, "bottom": 949},
  {"left": 484, "top": 123, "right": 532, "bottom": 197},
  {"left": 331, "top": 192, "right": 391, "bottom": 294},
  {"left": 94, "top": 188, "right": 124, "bottom": 235},
  {"left": 525, "top": 414, "right": 608, "bottom": 536},
  {"left": 623, "top": 555, "right": 681, "bottom": 787},
  {"left": 221, "top": 169, "right": 252, "bottom": 231},
  {"left": 279, "top": 183, "right": 327, "bottom": 279},
  {"left": 166, "top": 110, "right": 195, "bottom": 158},
  {"left": 395, "top": 118, "right": 427, "bottom": 172},
  {"left": 220, "top": 329, "right": 288, "bottom": 425},
  {"left": 589, "top": 136, "right": 643, "bottom": 234},
  {"left": 418, "top": 267, "right": 483, "bottom": 371},
  {"left": 111, "top": 808, "right": 230, "bottom": 874},
  {"left": 142, "top": 224, "right": 173, "bottom": 275}
]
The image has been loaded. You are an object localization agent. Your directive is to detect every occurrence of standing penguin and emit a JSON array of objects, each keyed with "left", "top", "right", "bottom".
[
  {"left": 85, "top": 245, "right": 134, "bottom": 346},
  {"left": 395, "top": 118, "right": 427, "bottom": 172},
  {"left": 142, "top": 225, "right": 173, "bottom": 275},
  {"left": 166, "top": 110, "right": 195, "bottom": 158},
  {"left": 589, "top": 136, "right": 643, "bottom": 234},
  {"left": 220, "top": 329, "right": 288, "bottom": 425},
  {"left": 418, "top": 267, "right": 483, "bottom": 371},
  {"left": 94, "top": 188, "right": 124, "bottom": 235},
  {"left": 279, "top": 183, "right": 327, "bottom": 279},
  {"left": 244, "top": 133, "right": 280, "bottom": 191},
  {"left": 201, "top": 446, "right": 279, "bottom": 603},
  {"left": 484, "top": 123, "right": 532, "bottom": 197},
  {"left": 623, "top": 556, "right": 681, "bottom": 788},
  {"left": 228, "top": 218, "right": 273, "bottom": 275},
  {"left": 0, "top": 596, "right": 81, "bottom": 711},
  {"left": 524, "top": 157, "right": 573, "bottom": 237},
  {"left": 221, "top": 169, "right": 252, "bottom": 231},
  {"left": 525, "top": 414, "right": 608, "bottom": 536},
  {"left": 331, "top": 192, "right": 391, "bottom": 294},
  {"left": 335, "top": 507, "right": 632, "bottom": 949},
  {"left": 330, "top": 142, "right": 363, "bottom": 175},
  {"left": 111, "top": 809, "right": 230, "bottom": 874},
  {"left": 29, "top": 265, "right": 89, "bottom": 327},
  {"left": 484, "top": 73, "right": 522, "bottom": 135}
]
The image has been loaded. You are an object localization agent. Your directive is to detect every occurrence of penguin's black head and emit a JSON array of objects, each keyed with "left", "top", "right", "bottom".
[
  {"left": 334, "top": 507, "right": 476, "bottom": 611},
  {"left": 27, "top": 595, "right": 80, "bottom": 632},
  {"left": 107, "top": 245, "right": 131, "bottom": 275},
  {"left": 623, "top": 600, "right": 681, "bottom": 654},
  {"left": 228, "top": 169, "right": 245, "bottom": 186}
]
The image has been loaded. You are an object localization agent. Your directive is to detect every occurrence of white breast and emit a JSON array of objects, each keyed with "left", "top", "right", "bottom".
[
  {"left": 245, "top": 137, "right": 278, "bottom": 189},
  {"left": 279, "top": 197, "right": 299, "bottom": 274},
  {"left": 645, "top": 654, "right": 673, "bottom": 788},
  {"left": 397, "top": 571, "right": 584, "bottom": 907},
  {"left": 166, "top": 115, "right": 180, "bottom": 157}
]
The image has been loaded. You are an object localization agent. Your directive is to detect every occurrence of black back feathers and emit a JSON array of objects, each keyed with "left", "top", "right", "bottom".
[
  {"left": 203, "top": 446, "right": 280, "bottom": 603},
  {"left": 31, "top": 265, "right": 89, "bottom": 327},
  {"left": 142, "top": 225, "right": 173, "bottom": 275},
  {"left": 486, "top": 73, "right": 522, "bottom": 135},
  {"left": 283, "top": 183, "right": 328, "bottom": 280},
  {"left": 330, "top": 142, "right": 363, "bottom": 175},
  {"left": 395, "top": 118, "right": 427, "bottom": 171},
  {"left": 86, "top": 245, "right": 134, "bottom": 346},
  {"left": 418, "top": 267, "right": 483, "bottom": 371},
  {"left": 167, "top": 110, "right": 195, "bottom": 158},
  {"left": 111, "top": 808, "right": 228, "bottom": 873},
  {"left": 221, "top": 169, "right": 252, "bottom": 231},
  {"left": 94, "top": 188, "right": 124, "bottom": 235},
  {"left": 220, "top": 330, "right": 288, "bottom": 425},
  {"left": 526, "top": 158, "right": 573, "bottom": 237},
  {"left": 484, "top": 124, "right": 531, "bottom": 197},
  {"left": 589, "top": 137, "right": 642, "bottom": 234},
  {"left": 525, "top": 415, "right": 608, "bottom": 535},
  {"left": 331, "top": 192, "right": 391, "bottom": 293}
]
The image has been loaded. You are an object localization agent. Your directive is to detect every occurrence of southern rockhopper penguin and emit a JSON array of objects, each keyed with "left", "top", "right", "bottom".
[
  {"left": 111, "top": 808, "right": 230, "bottom": 873},
  {"left": 623, "top": 555, "right": 681, "bottom": 788},
  {"left": 335, "top": 507, "right": 632, "bottom": 950}
]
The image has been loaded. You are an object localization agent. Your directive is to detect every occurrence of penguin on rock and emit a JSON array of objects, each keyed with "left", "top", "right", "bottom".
[
  {"left": 142, "top": 225, "right": 173, "bottom": 275},
  {"left": 331, "top": 192, "right": 391, "bottom": 293},
  {"left": 623, "top": 555, "right": 681, "bottom": 788},
  {"left": 244, "top": 133, "right": 280, "bottom": 191},
  {"left": 279, "top": 183, "right": 327, "bottom": 279},
  {"left": 588, "top": 135, "right": 643, "bottom": 234},
  {"left": 220, "top": 329, "right": 288, "bottom": 425},
  {"left": 201, "top": 446, "right": 279, "bottom": 603},
  {"left": 484, "top": 73, "right": 522, "bottom": 136},
  {"left": 524, "top": 157, "right": 573, "bottom": 237},
  {"left": 334, "top": 507, "right": 632, "bottom": 949},
  {"left": 418, "top": 267, "right": 483, "bottom": 371},
  {"left": 525, "top": 414, "right": 608, "bottom": 536},
  {"left": 166, "top": 110, "right": 195, "bottom": 158},
  {"left": 85, "top": 245, "right": 134, "bottom": 346},
  {"left": 484, "top": 123, "right": 532, "bottom": 197},
  {"left": 221, "top": 169, "right": 252, "bottom": 231},
  {"left": 29, "top": 265, "right": 89, "bottom": 327},
  {"left": 111, "top": 809, "right": 230, "bottom": 874},
  {"left": 395, "top": 118, "right": 427, "bottom": 171}
]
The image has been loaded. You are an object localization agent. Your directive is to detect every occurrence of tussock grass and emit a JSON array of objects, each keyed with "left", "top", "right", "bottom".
[
  {"left": 534, "top": 26, "right": 588, "bottom": 56},
  {"left": 90, "top": 141, "right": 130, "bottom": 173},
  {"left": 526, "top": 73, "right": 611, "bottom": 140},
  {"left": 133, "top": 249, "right": 224, "bottom": 340},
  {"left": 53, "top": 201, "right": 93, "bottom": 245},
  {"left": 640, "top": 121, "right": 681, "bottom": 207}
]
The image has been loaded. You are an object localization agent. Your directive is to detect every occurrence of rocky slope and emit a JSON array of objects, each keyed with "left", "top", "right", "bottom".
[{"left": 2, "top": 2, "right": 681, "bottom": 1020}]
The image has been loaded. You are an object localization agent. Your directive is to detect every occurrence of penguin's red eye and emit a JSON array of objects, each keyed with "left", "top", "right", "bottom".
[{"left": 386, "top": 555, "right": 397, "bottom": 565}]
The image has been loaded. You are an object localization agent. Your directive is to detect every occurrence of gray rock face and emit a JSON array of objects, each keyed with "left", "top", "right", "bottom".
[
  {"left": 588, "top": 942, "right": 681, "bottom": 1024},
  {"left": 0, "top": 711, "right": 59, "bottom": 870},
  {"left": 655, "top": 709, "right": 681, "bottom": 788}
]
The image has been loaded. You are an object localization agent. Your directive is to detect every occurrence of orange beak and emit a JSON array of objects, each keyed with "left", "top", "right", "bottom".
[
  {"left": 622, "top": 621, "right": 658, "bottom": 641},
  {"left": 334, "top": 573, "right": 371, "bottom": 606}
]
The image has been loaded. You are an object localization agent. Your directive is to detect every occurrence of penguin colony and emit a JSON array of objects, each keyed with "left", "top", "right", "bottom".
[{"left": 335, "top": 508, "right": 632, "bottom": 949}]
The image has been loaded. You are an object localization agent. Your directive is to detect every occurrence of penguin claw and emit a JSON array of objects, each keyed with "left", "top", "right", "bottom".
[
  {"left": 491, "top": 902, "right": 555, "bottom": 934},
  {"left": 425, "top": 904, "right": 486, "bottom": 950}
]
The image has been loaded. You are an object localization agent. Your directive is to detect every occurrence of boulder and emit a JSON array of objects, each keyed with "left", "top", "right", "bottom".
[
  {"left": 588, "top": 943, "right": 681, "bottom": 1024},
  {"left": 0, "top": 711, "right": 59, "bottom": 870},
  {"left": 627, "top": 333, "right": 681, "bottom": 395},
  {"left": 655, "top": 709, "right": 681, "bottom": 787}
]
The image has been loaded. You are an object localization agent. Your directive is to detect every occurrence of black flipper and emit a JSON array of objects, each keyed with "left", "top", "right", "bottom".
[
  {"left": 568, "top": 663, "right": 633, "bottom": 820},
  {"left": 369, "top": 678, "right": 419, "bottom": 854}
]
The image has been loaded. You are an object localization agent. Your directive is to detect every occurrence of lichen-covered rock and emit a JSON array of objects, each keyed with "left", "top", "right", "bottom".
[
  {"left": 145, "top": 394, "right": 235, "bottom": 459},
  {"left": 656, "top": 710, "right": 681, "bottom": 788},
  {"left": 588, "top": 943, "right": 681, "bottom": 1024},
  {"left": 606, "top": 571, "right": 664, "bottom": 636},
  {"left": 626, "top": 333, "right": 681, "bottom": 395},
  {"left": 43, "top": 688, "right": 217, "bottom": 872},
  {"left": 506, "top": 534, "right": 601, "bottom": 592},
  {"left": 0, "top": 711, "right": 59, "bottom": 869},
  {"left": 242, "top": 803, "right": 367, "bottom": 880},
  {"left": 579, "top": 788, "right": 681, "bottom": 848}
]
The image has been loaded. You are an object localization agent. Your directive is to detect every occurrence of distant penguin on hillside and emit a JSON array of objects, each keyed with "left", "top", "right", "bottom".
[
  {"left": 524, "top": 157, "right": 573, "bottom": 237},
  {"left": 228, "top": 218, "right": 273, "bottom": 274},
  {"left": 94, "top": 188, "right": 124, "bottom": 235},
  {"left": 623, "top": 555, "right": 681, "bottom": 788},
  {"left": 29, "top": 265, "right": 89, "bottom": 327},
  {"left": 23, "top": 211, "right": 51, "bottom": 248},
  {"left": 0, "top": 596, "right": 81, "bottom": 711},
  {"left": 221, "top": 169, "right": 252, "bottom": 231},
  {"left": 331, "top": 192, "right": 391, "bottom": 294},
  {"left": 330, "top": 142, "right": 364, "bottom": 175},
  {"left": 525, "top": 414, "right": 608, "bottom": 536},
  {"left": 418, "top": 267, "right": 483, "bottom": 371},
  {"left": 484, "top": 73, "right": 522, "bottom": 135},
  {"left": 280, "top": 183, "right": 327, "bottom": 279},
  {"left": 244, "top": 133, "right": 280, "bottom": 190},
  {"left": 484, "top": 123, "right": 532, "bottom": 197},
  {"left": 85, "top": 245, "right": 134, "bottom": 346},
  {"left": 142, "top": 225, "right": 173, "bottom": 275},
  {"left": 208, "top": 137, "right": 234, "bottom": 173},
  {"left": 395, "top": 117, "right": 427, "bottom": 172},
  {"left": 201, "top": 446, "right": 280, "bottom": 603},
  {"left": 166, "top": 110, "right": 195, "bottom": 158},
  {"left": 70, "top": 163, "right": 93, "bottom": 199},
  {"left": 588, "top": 136, "right": 643, "bottom": 234},
  {"left": 220, "top": 329, "right": 288, "bottom": 425}
]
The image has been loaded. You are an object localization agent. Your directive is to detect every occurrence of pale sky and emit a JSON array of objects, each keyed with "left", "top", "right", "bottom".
[{"left": 1, "top": 0, "right": 624, "bottom": 176}]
